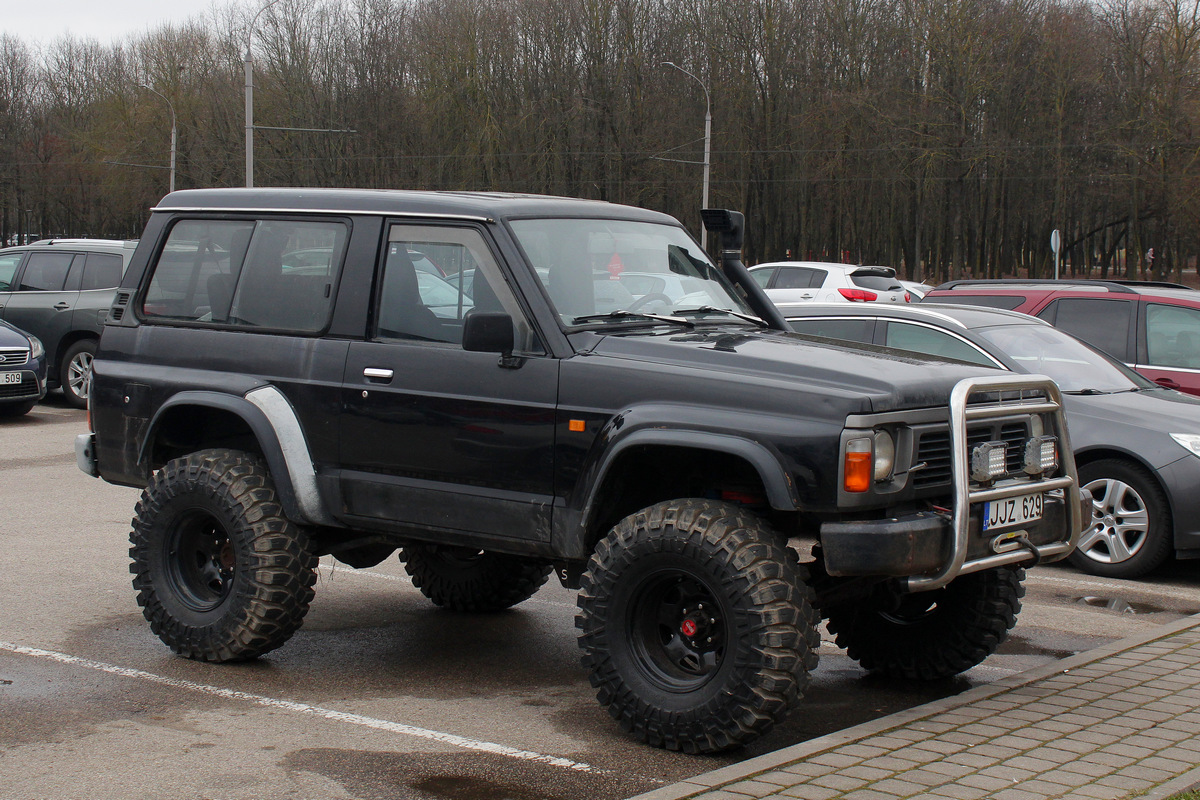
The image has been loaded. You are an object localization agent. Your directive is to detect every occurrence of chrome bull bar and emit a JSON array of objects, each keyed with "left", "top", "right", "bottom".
[{"left": 902, "top": 374, "right": 1083, "bottom": 593}]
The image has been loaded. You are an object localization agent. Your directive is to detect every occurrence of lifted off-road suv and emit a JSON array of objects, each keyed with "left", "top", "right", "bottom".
[{"left": 78, "top": 189, "right": 1085, "bottom": 753}]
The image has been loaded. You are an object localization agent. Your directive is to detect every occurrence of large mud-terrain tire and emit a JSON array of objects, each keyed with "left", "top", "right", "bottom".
[
  {"left": 1070, "top": 459, "right": 1172, "bottom": 578},
  {"left": 825, "top": 566, "right": 1024, "bottom": 680},
  {"left": 129, "top": 449, "right": 317, "bottom": 661},
  {"left": 399, "top": 545, "right": 551, "bottom": 611},
  {"left": 577, "top": 499, "right": 820, "bottom": 753}
]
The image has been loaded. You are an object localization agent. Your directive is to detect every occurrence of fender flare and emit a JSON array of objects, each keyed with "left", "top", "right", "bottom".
[
  {"left": 139, "top": 387, "right": 335, "bottom": 526},
  {"left": 580, "top": 428, "right": 799, "bottom": 533}
]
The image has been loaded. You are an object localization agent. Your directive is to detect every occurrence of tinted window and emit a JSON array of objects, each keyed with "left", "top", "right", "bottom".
[
  {"left": 1145, "top": 303, "right": 1200, "bottom": 369},
  {"left": 1041, "top": 297, "right": 1132, "bottom": 360},
  {"left": 82, "top": 252, "right": 123, "bottom": 290},
  {"left": 788, "top": 317, "right": 875, "bottom": 343},
  {"left": 775, "top": 267, "right": 824, "bottom": 289},
  {"left": 850, "top": 272, "right": 902, "bottom": 291},
  {"left": 883, "top": 322, "right": 996, "bottom": 367},
  {"left": 143, "top": 218, "right": 347, "bottom": 332},
  {"left": 0, "top": 252, "right": 24, "bottom": 290},
  {"left": 923, "top": 294, "right": 1026, "bottom": 310},
  {"left": 19, "top": 252, "right": 74, "bottom": 291}
]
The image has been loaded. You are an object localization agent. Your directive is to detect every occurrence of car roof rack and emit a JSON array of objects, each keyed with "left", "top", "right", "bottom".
[{"left": 932, "top": 279, "right": 1137, "bottom": 294}]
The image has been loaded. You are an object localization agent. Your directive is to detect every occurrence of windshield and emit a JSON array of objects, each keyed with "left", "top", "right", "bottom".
[
  {"left": 507, "top": 218, "right": 754, "bottom": 325},
  {"left": 975, "top": 323, "right": 1152, "bottom": 393}
]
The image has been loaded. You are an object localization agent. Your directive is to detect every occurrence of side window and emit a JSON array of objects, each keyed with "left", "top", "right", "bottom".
[
  {"left": 0, "top": 253, "right": 24, "bottom": 290},
  {"left": 884, "top": 322, "right": 997, "bottom": 367},
  {"left": 378, "top": 225, "right": 540, "bottom": 353},
  {"left": 19, "top": 252, "right": 75, "bottom": 291},
  {"left": 788, "top": 317, "right": 875, "bottom": 343},
  {"left": 81, "top": 253, "right": 124, "bottom": 290},
  {"left": 750, "top": 268, "right": 774, "bottom": 289},
  {"left": 1041, "top": 298, "right": 1132, "bottom": 360},
  {"left": 142, "top": 218, "right": 347, "bottom": 332},
  {"left": 1146, "top": 303, "right": 1200, "bottom": 369},
  {"left": 775, "top": 267, "right": 821, "bottom": 289}
]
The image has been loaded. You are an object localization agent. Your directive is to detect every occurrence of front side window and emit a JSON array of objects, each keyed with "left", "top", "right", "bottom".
[
  {"left": 378, "top": 225, "right": 540, "bottom": 352},
  {"left": 20, "top": 252, "right": 75, "bottom": 291},
  {"left": 1145, "top": 303, "right": 1200, "bottom": 369},
  {"left": 0, "top": 253, "right": 23, "bottom": 290},
  {"left": 883, "top": 322, "right": 997, "bottom": 367},
  {"left": 142, "top": 218, "right": 347, "bottom": 332},
  {"left": 508, "top": 217, "right": 751, "bottom": 325}
]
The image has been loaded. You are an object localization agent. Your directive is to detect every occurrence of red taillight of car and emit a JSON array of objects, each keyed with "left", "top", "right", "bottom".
[{"left": 838, "top": 288, "right": 878, "bottom": 302}]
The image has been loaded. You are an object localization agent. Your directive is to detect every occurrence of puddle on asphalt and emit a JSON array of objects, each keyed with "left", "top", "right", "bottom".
[{"left": 1074, "top": 596, "right": 1197, "bottom": 615}]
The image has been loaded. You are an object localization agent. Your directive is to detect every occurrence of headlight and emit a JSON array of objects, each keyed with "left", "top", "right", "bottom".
[
  {"left": 1170, "top": 433, "right": 1200, "bottom": 457},
  {"left": 873, "top": 430, "right": 895, "bottom": 481},
  {"left": 28, "top": 336, "right": 44, "bottom": 360}
]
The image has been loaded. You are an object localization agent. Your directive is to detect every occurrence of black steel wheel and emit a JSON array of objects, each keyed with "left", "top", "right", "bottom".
[
  {"left": 129, "top": 449, "right": 317, "bottom": 661},
  {"left": 824, "top": 566, "right": 1024, "bottom": 680},
  {"left": 399, "top": 545, "right": 551, "bottom": 612},
  {"left": 577, "top": 499, "right": 820, "bottom": 753}
]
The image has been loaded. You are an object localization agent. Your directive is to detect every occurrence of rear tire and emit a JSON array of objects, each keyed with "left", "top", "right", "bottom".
[
  {"left": 399, "top": 545, "right": 551, "bottom": 611},
  {"left": 61, "top": 339, "right": 96, "bottom": 409},
  {"left": 129, "top": 449, "right": 317, "bottom": 661},
  {"left": 824, "top": 566, "right": 1024, "bottom": 680},
  {"left": 577, "top": 499, "right": 820, "bottom": 753}
]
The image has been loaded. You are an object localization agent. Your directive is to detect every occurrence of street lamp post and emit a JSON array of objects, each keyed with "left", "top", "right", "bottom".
[
  {"left": 245, "top": 0, "right": 284, "bottom": 188},
  {"left": 141, "top": 84, "right": 177, "bottom": 193},
  {"left": 662, "top": 61, "right": 711, "bottom": 249}
]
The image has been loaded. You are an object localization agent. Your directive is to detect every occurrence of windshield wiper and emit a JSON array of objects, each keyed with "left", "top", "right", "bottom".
[
  {"left": 1064, "top": 388, "right": 1115, "bottom": 395},
  {"left": 571, "top": 310, "right": 695, "bottom": 328},
  {"left": 673, "top": 306, "right": 768, "bottom": 327}
]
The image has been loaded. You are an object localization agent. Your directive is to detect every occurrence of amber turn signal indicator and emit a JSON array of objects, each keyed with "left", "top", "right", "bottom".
[
  {"left": 844, "top": 439, "right": 872, "bottom": 493},
  {"left": 568, "top": 419, "right": 586, "bottom": 432}
]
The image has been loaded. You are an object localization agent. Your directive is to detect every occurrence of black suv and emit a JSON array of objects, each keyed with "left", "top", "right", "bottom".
[
  {"left": 77, "top": 189, "right": 1085, "bottom": 753},
  {"left": 0, "top": 239, "right": 135, "bottom": 407}
]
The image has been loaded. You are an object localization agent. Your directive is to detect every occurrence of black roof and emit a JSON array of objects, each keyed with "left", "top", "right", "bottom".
[{"left": 154, "top": 188, "right": 679, "bottom": 225}]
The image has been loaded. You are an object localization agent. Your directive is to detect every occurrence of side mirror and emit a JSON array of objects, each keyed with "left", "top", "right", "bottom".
[{"left": 462, "top": 311, "right": 514, "bottom": 354}]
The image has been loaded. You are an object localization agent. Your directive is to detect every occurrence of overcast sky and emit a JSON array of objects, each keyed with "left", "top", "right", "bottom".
[{"left": 3, "top": 0, "right": 228, "bottom": 46}]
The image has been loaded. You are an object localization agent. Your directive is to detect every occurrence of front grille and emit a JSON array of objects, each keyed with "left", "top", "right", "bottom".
[
  {"left": 915, "top": 420, "right": 1031, "bottom": 488},
  {"left": 0, "top": 372, "right": 38, "bottom": 398},
  {"left": 0, "top": 349, "right": 29, "bottom": 367}
]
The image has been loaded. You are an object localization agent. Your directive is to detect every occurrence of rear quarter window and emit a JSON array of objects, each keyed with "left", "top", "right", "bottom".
[
  {"left": 141, "top": 218, "right": 348, "bottom": 333},
  {"left": 1037, "top": 297, "right": 1132, "bottom": 360}
]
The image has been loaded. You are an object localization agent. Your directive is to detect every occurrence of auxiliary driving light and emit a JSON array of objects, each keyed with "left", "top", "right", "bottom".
[
  {"left": 970, "top": 441, "right": 1008, "bottom": 483},
  {"left": 1023, "top": 435, "right": 1058, "bottom": 475}
]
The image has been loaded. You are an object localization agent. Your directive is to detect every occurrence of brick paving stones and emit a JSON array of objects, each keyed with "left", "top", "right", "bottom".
[{"left": 628, "top": 615, "right": 1200, "bottom": 800}]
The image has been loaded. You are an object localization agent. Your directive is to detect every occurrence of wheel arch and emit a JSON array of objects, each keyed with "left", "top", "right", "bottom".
[
  {"left": 51, "top": 331, "right": 98, "bottom": 384},
  {"left": 578, "top": 430, "right": 798, "bottom": 554},
  {"left": 139, "top": 388, "right": 334, "bottom": 526},
  {"left": 1073, "top": 446, "right": 1175, "bottom": 527}
]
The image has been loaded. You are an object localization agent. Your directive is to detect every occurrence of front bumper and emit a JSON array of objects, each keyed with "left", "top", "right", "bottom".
[{"left": 821, "top": 486, "right": 1092, "bottom": 579}]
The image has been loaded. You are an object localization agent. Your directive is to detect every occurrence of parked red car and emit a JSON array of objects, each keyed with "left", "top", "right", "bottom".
[{"left": 924, "top": 280, "right": 1200, "bottom": 396}]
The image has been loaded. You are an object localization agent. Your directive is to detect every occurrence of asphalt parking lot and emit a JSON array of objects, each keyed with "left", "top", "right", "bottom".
[{"left": 3, "top": 397, "right": 1199, "bottom": 800}]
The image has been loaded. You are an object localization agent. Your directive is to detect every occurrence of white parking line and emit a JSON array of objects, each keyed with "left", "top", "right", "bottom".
[{"left": 0, "top": 641, "right": 601, "bottom": 774}]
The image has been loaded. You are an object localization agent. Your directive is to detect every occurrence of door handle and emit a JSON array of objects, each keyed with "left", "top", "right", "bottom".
[
  {"left": 1155, "top": 377, "right": 1181, "bottom": 389},
  {"left": 54, "top": 302, "right": 71, "bottom": 311},
  {"left": 364, "top": 367, "right": 394, "bottom": 383}
]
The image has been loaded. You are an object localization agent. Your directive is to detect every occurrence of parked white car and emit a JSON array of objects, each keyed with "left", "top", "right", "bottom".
[{"left": 748, "top": 261, "right": 911, "bottom": 304}]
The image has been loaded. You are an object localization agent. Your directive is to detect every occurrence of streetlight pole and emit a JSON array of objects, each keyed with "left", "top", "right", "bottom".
[
  {"left": 245, "top": 0, "right": 284, "bottom": 188},
  {"left": 141, "top": 84, "right": 177, "bottom": 193},
  {"left": 662, "top": 61, "right": 711, "bottom": 249}
]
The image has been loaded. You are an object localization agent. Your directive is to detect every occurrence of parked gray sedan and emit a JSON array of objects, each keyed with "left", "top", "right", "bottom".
[{"left": 782, "top": 302, "right": 1200, "bottom": 579}]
